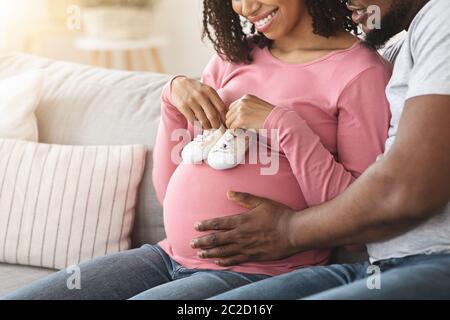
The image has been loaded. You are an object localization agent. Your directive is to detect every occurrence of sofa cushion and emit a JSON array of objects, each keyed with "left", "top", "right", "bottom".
[
  {"left": 0, "top": 52, "right": 171, "bottom": 247},
  {"left": 0, "top": 263, "right": 54, "bottom": 297},
  {"left": 0, "top": 139, "right": 147, "bottom": 269},
  {"left": 0, "top": 70, "right": 44, "bottom": 142}
]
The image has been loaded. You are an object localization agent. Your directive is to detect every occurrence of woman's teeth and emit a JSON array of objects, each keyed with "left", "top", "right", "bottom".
[{"left": 254, "top": 10, "right": 278, "bottom": 28}]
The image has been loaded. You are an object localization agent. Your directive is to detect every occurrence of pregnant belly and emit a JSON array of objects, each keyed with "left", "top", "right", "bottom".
[{"left": 163, "top": 158, "right": 306, "bottom": 260}]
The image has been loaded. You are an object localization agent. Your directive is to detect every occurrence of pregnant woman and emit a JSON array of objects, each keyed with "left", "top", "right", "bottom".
[{"left": 5, "top": 0, "right": 391, "bottom": 300}]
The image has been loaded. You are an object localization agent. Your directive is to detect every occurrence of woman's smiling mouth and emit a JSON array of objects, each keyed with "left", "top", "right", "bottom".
[{"left": 249, "top": 8, "right": 279, "bottom": 33}]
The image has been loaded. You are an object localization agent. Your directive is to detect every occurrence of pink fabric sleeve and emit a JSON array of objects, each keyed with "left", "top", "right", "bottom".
[
  {"left": 200, "top": 53, "right": 228, "bottom": 89},
  {"left": 152, "top": 55, "right": 227, "bottom": 204},
  {"left": 152, "top": 81, "right": 188, "bottom": 205},
  {"left": 263, "top": 66, "right": 391, "bottom": 207}
]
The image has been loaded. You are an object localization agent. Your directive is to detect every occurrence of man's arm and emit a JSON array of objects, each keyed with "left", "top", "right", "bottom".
[
  {"left": 289, "top": 94, "right": 450, "bottom": 251},
  {"left": 192, "top": 95, "right": 450, "bottom": 265}
]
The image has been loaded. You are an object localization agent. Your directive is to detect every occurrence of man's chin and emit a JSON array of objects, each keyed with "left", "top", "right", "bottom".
[{"left": 364, "top": 28, "right": 396, "bottom": 50}]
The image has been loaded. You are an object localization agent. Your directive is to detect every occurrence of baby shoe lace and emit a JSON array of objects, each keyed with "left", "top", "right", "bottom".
[
  {"left": 212, "top": 131, "right": 235, "bottom": 153},
  {"left": 193, "top": 131, "right": 212, "bottom": 143}
]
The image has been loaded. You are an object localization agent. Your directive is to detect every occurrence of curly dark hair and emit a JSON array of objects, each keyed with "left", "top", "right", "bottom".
[{"left": 203, "top": 0, "right": 359, "bottom": 64}]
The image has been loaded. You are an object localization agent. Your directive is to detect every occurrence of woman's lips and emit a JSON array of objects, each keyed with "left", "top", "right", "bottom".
[
  {"left": 248, "top": 8, "right": 278, "bottom": 24},
  {"left": 254, "top": 9, "right": 279, "bottom": 33}
]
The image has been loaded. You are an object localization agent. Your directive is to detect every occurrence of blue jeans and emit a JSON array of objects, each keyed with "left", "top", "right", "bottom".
[
  {"left": 3, "top": 244, "right": 269, "bottom": 300},
  {"left": 210, "top": 253, "right": 450, "bottom": 300}
]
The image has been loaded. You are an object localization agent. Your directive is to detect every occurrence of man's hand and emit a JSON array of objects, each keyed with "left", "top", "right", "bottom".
[{"left": 191, "top": 191, "right": 298, "bottom": 266}]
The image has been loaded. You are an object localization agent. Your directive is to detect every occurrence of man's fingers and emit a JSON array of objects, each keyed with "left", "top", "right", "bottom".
[
  {"left": 227, "top": 191, "right": 264, "bottom": 209},
  {"left": 191, "top": 230, "right": 236, "bottom": 249},
  {"left": 216, "top": 255, "right": 249, "bottom": 267},
  {"left": 197, "top": 244, "right": 240, "bottom": 259},
  {"left": 194, "top": 214, "right": 241, "bottom": 232}
]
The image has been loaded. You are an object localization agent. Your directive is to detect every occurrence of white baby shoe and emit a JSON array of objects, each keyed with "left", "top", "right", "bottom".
[
  {"left": 181, "top": 128, "right": 225, "bottom": 164},
  {"left": 207, "top": 129, "right": 250, "bottom": 170}
]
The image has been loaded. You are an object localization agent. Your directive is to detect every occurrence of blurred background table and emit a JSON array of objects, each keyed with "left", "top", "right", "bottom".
[{"left": 75, "top": 36, "right": 168, "bottom": 72}]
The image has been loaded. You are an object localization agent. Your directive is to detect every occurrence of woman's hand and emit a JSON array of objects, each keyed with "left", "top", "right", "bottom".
[
  {"left": 170, "top": 76, "right": 227, "bottom": 129},
  {"left": 226, "top": 94, "right": 275, "bottom": 130}
]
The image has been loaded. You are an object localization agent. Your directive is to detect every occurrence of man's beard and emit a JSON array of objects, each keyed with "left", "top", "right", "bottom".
[{"left": 364, "top": 0, "right": 411, "bottom": 49}]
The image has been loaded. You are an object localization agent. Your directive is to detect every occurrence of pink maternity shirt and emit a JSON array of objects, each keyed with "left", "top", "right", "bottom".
[{"left": 153, "top": 41, "right": 392, "bottom": 276}]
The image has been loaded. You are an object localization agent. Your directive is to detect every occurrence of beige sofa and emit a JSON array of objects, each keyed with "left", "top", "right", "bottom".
[
  {"left": 0, "top": 52, "right": 366, "bottom": 297},
  {"left": 0, "top": 52, "right": 171, "bottom": 296}
]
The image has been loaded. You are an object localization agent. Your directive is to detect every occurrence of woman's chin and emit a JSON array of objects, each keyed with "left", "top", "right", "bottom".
[
  {"left": 261, "top": 30, "right": 280, "bottom": 40},
  {"left": 263, "top": 34, "right": 275, "bottom": 40}
]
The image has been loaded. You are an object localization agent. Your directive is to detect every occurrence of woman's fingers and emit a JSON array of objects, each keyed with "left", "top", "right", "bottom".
[
  {"left": 172, "top": 77, "right": 228, "bottom": 129},
  {"left": 195, "top": 92, "right": 222, "bottom": 129},
  {"left": 206, "top": 87, "right": 228, "bottom": 125},
  {"left": 226, "top": 112, "right": 239, "bottom": 129},
  {"left": 190, "top": 100, "right": 212, "bottom": 129},
  {"left": 225, "top": 102, "right": 240, "bottom": 129},
  {"left": 179, "top": 104, "right": 197, "bottom": 126}
]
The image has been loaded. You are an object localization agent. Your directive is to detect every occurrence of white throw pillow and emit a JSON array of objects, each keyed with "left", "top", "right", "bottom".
[
  {"left": 0, "top": 139, "right": 147, "bottom": 269},
  {"left": 0, "top": 70, "right": 44, "bottom": 142}
]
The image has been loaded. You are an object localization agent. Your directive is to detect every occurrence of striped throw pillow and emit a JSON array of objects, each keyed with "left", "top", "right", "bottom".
[{"left": 0, "top": 139, "right": 147, "bottom": 269}]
